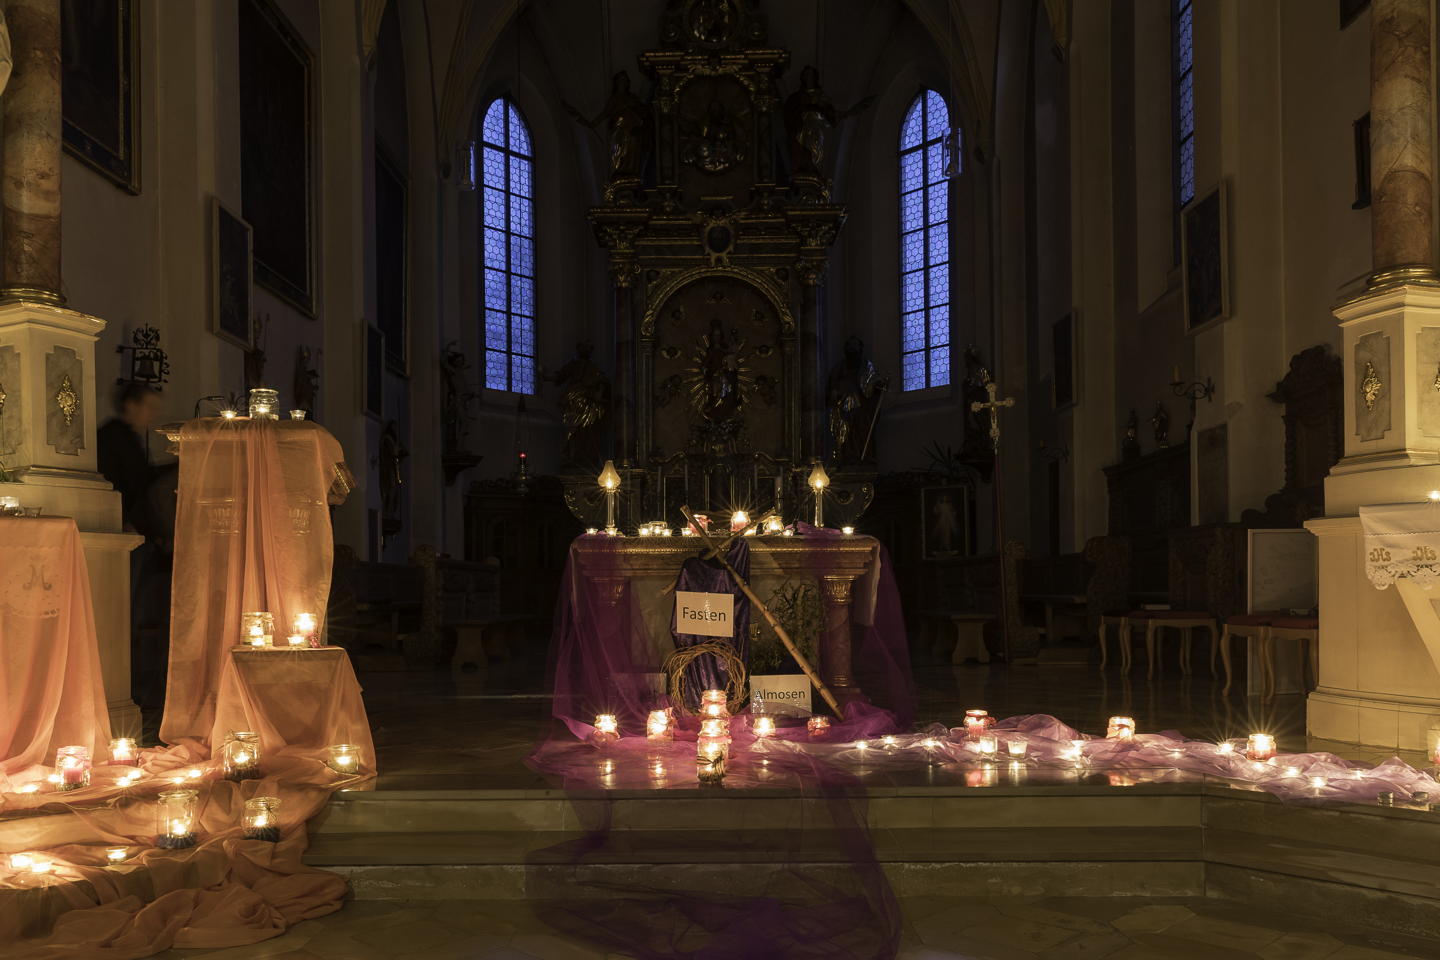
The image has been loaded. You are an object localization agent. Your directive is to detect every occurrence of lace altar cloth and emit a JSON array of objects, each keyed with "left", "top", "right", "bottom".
[
  {"left": 1360, "top": 501, "right": 1440, "bottom": 589},
  {"left": 0, "top": 517, "right": 111, "bottom": 776}
]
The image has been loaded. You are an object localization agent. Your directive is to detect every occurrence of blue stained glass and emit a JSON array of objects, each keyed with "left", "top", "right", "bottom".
[
  {"left": 900, "top": 100, "right": 924, "bottom": 150},
  {"left": 902, "top": 352, "right": 925, "bottom": 391},
  {"left": 485, "top": 350, "right": 507, "bottom": 390},
  {"left": 485, "top": 311, "right": 508, "bottom": 348},
  {"left": 900, "top": 190, "right": 923, "bottom": 232},
  {"left": 510, "top": 235, "right": 534, "bottom": 276},
  {"left": 926, "top": 143, "right": 944, "bottom": 184},
  {"left": 482, "top": 148, "right": 506, "bottom": 189},
  {"left": 1177, "top": 6, "right": 1193, "bottom": 73},
  {"left": 483, "top": 188, "right": 506, "bottom": 228},
  {"left": 1180, "top": 137, "right": 1195, "bottom": 205},
  {"left": 925, "top": 90, "right": 950, "bottom": 141},
  {"left": 510, "top": 194, "right": 532, "bottom": 237},
  {"left": 927, "top": 226, "right": 947, "bottom": 265},
  {"left": 1178, "top": 77, "right": 1194, "bottom": 139},
  {"left": 928, "top": 266, "right": 949, "bottom": 307},
  {"left": 482, "top": 100, "right": 506, "bottom": 146},
  {"left": 926, "top": 183, "right": 948, "bottom": 225},
  {"left": 512, "top": 318, "right": 534, "bottom": 355},
  {"left": 901, "top": 271, "right": 924, "bottom": 312},
  {"left": 929, "top": 345, "right": 950, "bottom": 387},
  {"left": 511, "top": 275, "right": 535, "bottom": 316},
  {"left": 510, "top": 354, "right": 534, "bottom": 394},
  {"left": 484, "top": 229, "right": 506, "bottom": 270},
  {"left": 508, "top": 104, "right": 532, "bottom": 156},
  {"left": 900, "top": 151, "right": 922, "bottom": 193},
  {"left": 484, "top": 270, "right": 508, "bottom": 310},
  {"left": 509, "top": 157, "right": 532, "bottom": 198},
  {"left": 928, "top": 307, "right": 949, "bottom": 344},
  {"left": 901, "top": 230, "right": 924, "bottom": 273},
  {"left": 901, "top": 311, "right": 924, "bottom": 353}
]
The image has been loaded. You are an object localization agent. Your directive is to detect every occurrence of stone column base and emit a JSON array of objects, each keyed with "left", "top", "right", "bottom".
[{"left": 1308, "top": 686, "right": 1440, "bottom": 752}]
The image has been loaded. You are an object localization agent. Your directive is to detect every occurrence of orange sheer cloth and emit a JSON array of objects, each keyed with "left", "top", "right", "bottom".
[
  {"left": 0, "top": 516, "right": 111, "bottom": 777},
  {"left": 160, "top": 417, "right": 359, "bottom": 754}
]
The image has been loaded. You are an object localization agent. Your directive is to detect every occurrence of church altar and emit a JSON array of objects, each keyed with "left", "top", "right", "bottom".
[{"left": 0, "top": 516, "right": 111, "bottom": 776}]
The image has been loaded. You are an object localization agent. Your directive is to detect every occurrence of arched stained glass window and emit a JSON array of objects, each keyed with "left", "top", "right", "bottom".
[
  {"left": 898, "top": 90, "right": 951, "bottom": 391},
  {"left": 482, "top": 98, "right": 536, "bottom": 394}
]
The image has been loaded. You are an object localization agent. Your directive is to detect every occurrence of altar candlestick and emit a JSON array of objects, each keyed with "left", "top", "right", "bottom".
[
  {"left": 808, "top": 463, "right": 830, "bottom": 527},
  {"left": 1246, "top": 733, "right": 1276, "bottom": 762},
  {"left": 597, "top": 461, "right": 621, "bottom": 535}
]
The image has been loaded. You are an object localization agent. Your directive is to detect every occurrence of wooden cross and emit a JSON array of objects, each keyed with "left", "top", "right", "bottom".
[{"left": 970, "top": 374, "right": 1015, "bottom": 452}]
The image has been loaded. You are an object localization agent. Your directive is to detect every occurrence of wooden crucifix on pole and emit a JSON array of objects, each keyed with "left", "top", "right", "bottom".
[{"left": 970, "top": 371, "right": 1016, "bottom": 662}]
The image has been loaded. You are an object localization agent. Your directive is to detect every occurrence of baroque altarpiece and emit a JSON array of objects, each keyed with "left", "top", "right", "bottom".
[{"left": 562, "top": 0, "right": 876, "bottom": 529}]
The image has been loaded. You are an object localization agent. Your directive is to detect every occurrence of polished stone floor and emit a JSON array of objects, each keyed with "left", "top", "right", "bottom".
[{"left": 152, "top": 894, "right": 1440, "bottom": 959}]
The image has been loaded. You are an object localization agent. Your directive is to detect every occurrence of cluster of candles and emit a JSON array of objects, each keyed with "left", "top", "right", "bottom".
[
  {"left": 241, "top": 611, "right": 319, "bottom": 648},
  {"left": 0, "top": 495, "right": 39, "bottom": 517},
  {"left": 696, "top": 691, "right": 732, "bottom": 783}
]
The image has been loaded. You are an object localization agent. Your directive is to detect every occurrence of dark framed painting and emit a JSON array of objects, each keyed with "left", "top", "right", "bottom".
[
  {"left": 1181, "top": 182, "right": 1229, "bottom": 331},
  {"left": 1052, "top": 312, "right": 1076, "bottom": 409},
  {"left": 365, "top": 325, "right": 384, "bottom": 418},
  {"left": 239, "top": 0, "right": 315, "bottom": 314},
  {"left": 374, "top": 148, "right": 408, "bottom": 374},
  {"left": 211, "top": 198, "right": 253, "bottom": 349},
  {"left": 61, "top": 0, "right": 138, "bottom": 193},
  {"left": 921, "top": 485, "right": 973, "bottom": 560}
]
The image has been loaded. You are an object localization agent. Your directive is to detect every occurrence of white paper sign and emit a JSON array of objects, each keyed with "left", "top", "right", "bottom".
[
  {"left": 749, "top": 674, "right": 812, "bottom": 716},
  {"left": 675, "top": 591, "right": 735, "bottom": 637}
]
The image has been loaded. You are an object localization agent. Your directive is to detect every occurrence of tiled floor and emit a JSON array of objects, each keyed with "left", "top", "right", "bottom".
[{"left": 151, "top": 894, "right": 1440, "bottom": 959}]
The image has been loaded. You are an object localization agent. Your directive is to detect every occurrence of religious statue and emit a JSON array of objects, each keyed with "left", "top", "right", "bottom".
[
  {"left": 826, "top": 336, "right": 888, "bottom": 464},
  {"left": 1151, "top": 402, "right": 1170, "bottom": 448},
  {"left": 959, "top": 346, "right": 995, "bottom": 481},
  {"left": 440, "top": 342, "right": 478, "bottom": 454},
  {"left": 680, "top": 99, "right": 745, "bottom": 174},
  {"left": 783, "top": 66, "right": 872, "bottom": 180},
  {"left": 699, "top": 317, "right": 742, "bottom": 422},
  {"left": 566, "top": 71, "right": 650, "bottom": 185},
  {"left": 293, "top": 346, "right": 319, "bottom": 415},
  {"left": 1122, "top": 410, "right": 1141, "bottom": 460},
  {"left": 548, "top": 340, "right": 609, "bottom": 466},
  {"left": 378, "top": 420, "right": 407, "bottom": 539}
]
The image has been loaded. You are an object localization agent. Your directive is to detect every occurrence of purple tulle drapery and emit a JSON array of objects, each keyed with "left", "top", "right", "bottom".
[{"left": 671, "top": 540, "right": 751, "bottom": 711}]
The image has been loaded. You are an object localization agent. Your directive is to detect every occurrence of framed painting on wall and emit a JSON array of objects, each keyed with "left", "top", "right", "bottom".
[
  {"left": 61, "top": 0, "right": 138, "bottom": 193},
  {"left": 211, "top": 198, "right": 253, "bottom": 349},
  {"left": 1181, "top": 182, "right": 1229, "bottom": 332},
  {"left": 239, "top": 0, "right": 315, "bottom": 314},
  {"left": 921, "top": 485, "right": 973, "bottom": 559}
]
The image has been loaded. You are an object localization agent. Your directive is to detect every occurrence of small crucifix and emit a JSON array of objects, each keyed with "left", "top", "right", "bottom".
[{"left": 970, "top": 373, "right": 1015, "bottom": 452}]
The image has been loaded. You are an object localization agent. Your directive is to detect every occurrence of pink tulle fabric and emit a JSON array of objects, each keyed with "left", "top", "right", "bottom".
[
  {"left": 0, "top": 517, "right": 111, "bottom": 778},
  {"left": 0, "top": 418, "right": 372, "bottom": 958}
]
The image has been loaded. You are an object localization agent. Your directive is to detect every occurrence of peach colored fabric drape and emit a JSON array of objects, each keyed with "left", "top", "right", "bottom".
[
  {"left": 211, "top": 649, "right": 374, "bottom": 765},
  {"left": 160, "top": 418, "right": 349, "bottom": 747},
  {"left": 0, "top": 516, "right": 111, "bottom": 777}
]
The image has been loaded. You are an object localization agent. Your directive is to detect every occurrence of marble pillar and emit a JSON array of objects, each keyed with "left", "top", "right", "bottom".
[
  {"left": 1368, "top": 0, "right": 1435, "bottom": 287},
  {"left": 0, "top": 0, "right": 62, "bottom": 303}
]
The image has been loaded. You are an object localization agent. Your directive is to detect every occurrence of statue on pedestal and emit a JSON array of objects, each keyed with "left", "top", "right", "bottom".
[
  {"left": 566, "top": 71, "right": 650, "bottom": 188},
  {"left": 549, "top": 340, "right": 609, "bottom": 466},
  {"left": 826, "top": 336, "right": 887, "bottom": 464},
  {"left": 783, "top": 67, "right": 873, "bottom": 181}
]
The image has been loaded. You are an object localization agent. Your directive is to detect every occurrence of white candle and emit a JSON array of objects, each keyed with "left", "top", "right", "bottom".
[
  {"left": 841, "top": 526, "right": 854, "bottom": 535},
  {"left": 1246, "top": 733, "right": 1276, "bottom": 762},
  {"left": 286, "top": 634, "right": 306, "bottom": 647},
  {"left": 105, "top": 847, "right": 128, "bottom": 863},
  {"left": 1006, "top": 740, "right": 1027, "bottom": 758},
  {"left": 753, "top": 716, "right": 776, "bottom": 738}
]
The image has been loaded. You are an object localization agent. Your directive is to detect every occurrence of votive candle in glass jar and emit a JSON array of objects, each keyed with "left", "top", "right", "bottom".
[
  {"left": 697, "top": 740, "right": 727, "bottom": 784},
  {"left": 247, "top": 387, "right": 279, "bottom": 420},
  {"left": 1107, "top": 716, "right": 1136, "bottom": 739},
  {"left": 289, "top": 409, "right": 307, "bottom": 421},
  {"left": 646, "top": 710, "right": 672, "bottom": 740},
  {"left": 730, "top": 510, "right": 749, "bottom": 532},
  {"left": 594, "top": 714, "right": 619, "bottom": 743},
  {"left": 243, "top": 796, "right": 282, "bottom": 842},
  {"left": 0, "top": 495, "right": 19, "bottom": 515},
  {"left": 109, "top": 737, "right": 137, "bottom": 765},
  {"left": 963, "top": 709, "right": 990, "bottom": 740},
  {"left": 1246, "top": 733, "right": 1276, "bottom": 762},
  {"left": 696, "top": 735, "right": 731, "bottom": 762},
  {"left": 807, "top": 715, "right": 831, "bottom": 737},
  {"left": 700, "top": 689, "right": 728, "bottom": 719},
  {"left": 327, "top": 744, "right": 360, "bottom": 774},
  {"left": 700, "top": 716, "right": 730, "bottom": 739},
  {"left": 54, "top": 746, "right": 90, "bottom": 790},
  {"left": 240, "top": 612, "right": 274, "bottom": 647},
  {"left": 977, "top": 734, "right": 998, "bottom": 758},
  {"left": 753, "top": 716, "right": 777, "bottom": 738},
  {"left": 222, "top": 731, "right": 262, "bottom": 781},
  {"left": 156, "top": 789, "right": 199, "bottom": 848},
  {"left": 1006, "top": 739, "right": 1027, "bottom": 759},
  {"left": 105, "top": 847, "right": 129, "bottom": 864},
  {"left": 293, "top": 612, "right": 318, "bottom": 642}
]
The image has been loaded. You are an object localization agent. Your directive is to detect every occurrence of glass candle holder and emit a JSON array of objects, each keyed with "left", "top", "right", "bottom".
[
  {"left": 753, "top": 716, "right": 776, "bottom": 738},
  {"left": 327, "top": 744, "right": 360, "bottom": 774},
  {"left": 54, "top": 746, "right": 90, "bottom": 791},
  {"left": 697, "top": 740, "right": 727, "bottom": 784},
  {"left": 696, "top": 735, "right": 731, "bottom": 762},
  {"left": 687, "top": 513, "right": 710, "bottom": 536},
  {"left": 699, "top": 689, "right": 729, "bottom": 719},
  {"left": 594, "top": 714, "right": 619, "bottom": 743},
  {"left": 646, "top": 710, "right": 672, "bottom": 740},
  {"left": 1107, "top": 716, "right": 1136, "bottom": 739},
  {"left": 289, "top": 409, "right": 307, "bottom": 420},
  {"left": 807, "top": 715, "right": 831, "bottom": 737},
  {"left": 841, "top": 526, "right": 855, "bottom": 535},
  {"left": 247, "top": 387, "right": 279, "bottom": 420},
  {"left": 243, "top": 796, "right": 282, "bottom": 842},
  {"left": 284, "top": 634, "right": 307, "bottom": 648},
  {"left": 0, "top": 495, "right": 19, "bottom": 515},
  {"left": 156, "top": 789, "right": 199, "bottom": 849},
  {"left": 699, "top": 716, "right": 729, "bottom": 738},
  {"left": 977, "top": 734, "right": 998, "bottom": 758},
  {"left": 109, "top": 737, "right": 137, "bottom": 765},
  {"left": 763, "top": 516, "right": 785, "bottom": 535},
  {"left": 105, "top": 847, "right": 129, "bottom": 864},
  {"left": 1006, "top": 739, "right": 1027, "bottom": 759},
  {"left": 1246, "top": 733, "right": 1276, "bottom": 762},
  {"left": 240, "top": 612, "right": 274, "bottom": 647},
  {"left": 963, "top": 709, "right": 990, "bottom": 740},
  {"left": 222, "top": 731, "right": 262, "bottom": 782},
  {"left": 730, "top": 510, "right": 749, "bottom": 532}
]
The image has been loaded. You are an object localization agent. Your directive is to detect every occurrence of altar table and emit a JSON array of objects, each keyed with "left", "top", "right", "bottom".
[
  {"left": 567, "top": 532, "right": 883, "bottom": 700},
  {"left": 0, "top": 516, "right": 111, "bottom": 774}
]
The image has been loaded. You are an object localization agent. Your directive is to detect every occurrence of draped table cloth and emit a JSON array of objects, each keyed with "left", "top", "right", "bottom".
[
  {"left": 1360, "top": 501, "right": 1440, "bottom": 588},
  {"left": 0, "top": 516, "right": 111, "bottom": 776},
  {"left": 212, "top": 648, "right": 374, "bottom": 761}
]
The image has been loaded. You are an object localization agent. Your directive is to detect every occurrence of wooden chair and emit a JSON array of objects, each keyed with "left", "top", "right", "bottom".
[
  {"left": 1263, "top": 615, "right": 1319, "bottom": 699},
  {"left": 1219, "top": 613, "right": 1273, "bottom": 696},
  {"left": 1097, "top": 613, "right": 1128, "bottom": 670},
  {"left": 1124, "top": 610, "right": 1217, "bottom": 680}
]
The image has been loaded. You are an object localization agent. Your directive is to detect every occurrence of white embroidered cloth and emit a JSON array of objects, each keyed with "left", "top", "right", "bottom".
[{"left": 1360, "top": 502, "right": 1440, "bottom": 589}]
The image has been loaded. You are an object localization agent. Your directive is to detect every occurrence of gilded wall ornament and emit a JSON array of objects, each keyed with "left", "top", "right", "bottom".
[
  {"left": 54, "top": 374, "right": 78, "bottom": 426},
  {"left": 1361, "top": 360, "right": 1383, "bottom": 411}
]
